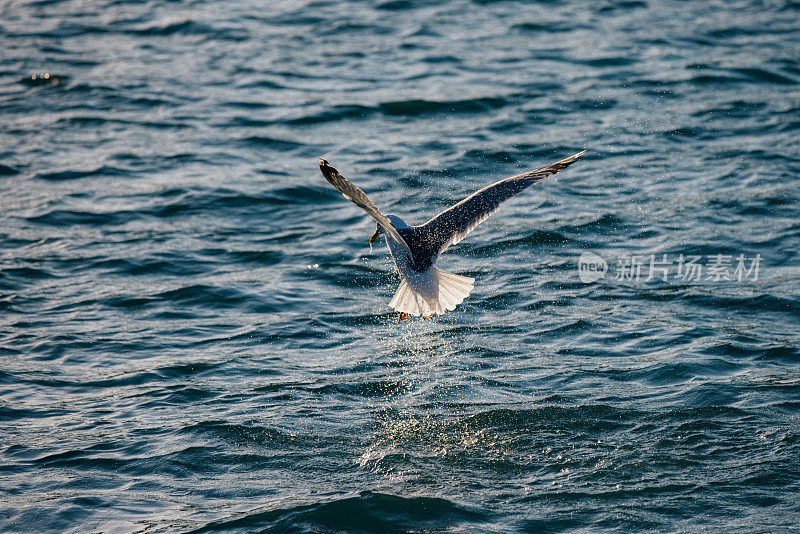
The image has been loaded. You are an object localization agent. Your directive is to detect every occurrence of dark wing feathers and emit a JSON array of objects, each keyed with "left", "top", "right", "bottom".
[
  {"left": 414, "top": 151, "right": 585, "bottom": 258},
  {"left": 318, "top": 158, "right": 414, "bottom": 261},
  {"left": 318, "top": 151, "right": 585, "bottom": 270}
]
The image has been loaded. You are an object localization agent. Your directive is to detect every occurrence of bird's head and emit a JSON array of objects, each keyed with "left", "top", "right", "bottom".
[
  {"left": 369, "top": 224, "right": 383, "bottom": 246},
  {"left": 370, "top": 215, "right": 408, "bottom": 246}
]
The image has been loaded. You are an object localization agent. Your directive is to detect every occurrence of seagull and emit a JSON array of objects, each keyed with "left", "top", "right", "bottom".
[{"left": 318, "top": 151, "right": 585, "bottom": 320}]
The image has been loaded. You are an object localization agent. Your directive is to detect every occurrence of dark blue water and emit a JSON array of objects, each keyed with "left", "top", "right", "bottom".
[{"left": 2, "top": 0, "right": 800, "bottom": 532}]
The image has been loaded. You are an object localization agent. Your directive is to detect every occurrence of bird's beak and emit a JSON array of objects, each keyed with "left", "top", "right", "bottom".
[{"left": 369, "top": 229, "right": 380, "bottom": 246}]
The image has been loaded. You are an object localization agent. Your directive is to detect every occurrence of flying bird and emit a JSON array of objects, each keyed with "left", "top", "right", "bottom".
[{"left": 318, "top": 151, "right": 585, "bottom": 320}]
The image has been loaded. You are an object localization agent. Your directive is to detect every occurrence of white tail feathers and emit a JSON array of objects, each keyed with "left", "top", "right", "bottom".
[{"left": 388, "top": 267, "right": 474, "bottom": 316}]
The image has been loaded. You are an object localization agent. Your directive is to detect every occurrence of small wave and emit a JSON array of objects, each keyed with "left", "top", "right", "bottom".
[
  {"left": 0, "top": 164, "right": 20, "bottom": 175},
  {"left": 420, "top": 54, "right": 462, "bottom": 64},
  {"left": 126, "top": 19, "right": 248, "bottom": 41},
  {"left": 153, "top": 284, "right": 254, "bottom": 309},
  {"left": 288, "top": 97, "right": 507, "bottom": 124},
  {"left": 309, "top": 380, "right": 410, "bottom": 398},
  {"left": 690, "top": 99, "right": 768, "bottom": 119},
  {"left": 573, "top": 57, "right": 636, "bottom": 68},
  {"left": 181, "top": 421, "right": 296, "bottom": 447},
  {"left": 286, "top": 104, "right": 373, "bottom": 125},
  {"left": 32, "top": 449, "right": 126, "bottom": 471},
  {"left": 469, "top": 230, "right": 570, "bottom": 254},
  {"left": 598, "top": 0, "right": 648, "bottom": 12},
  {"left": 757, "top": 345, "right": 800, "bottom": 363},
  {"left": 734, "top": 67, "right": 798, "bottom": 85},
  {"left": 462, "top": 148, "right": 518, "bottom": 162},
  {"left": 33, "top": 165, "right": 127, "bottom": 181},
  {"left": 239, "top": 135, "right": 304, "bottom": 151},
  {"left": 702, "top": 341, "right": 800, "bottom": 363},
  {"left": 378, "top": 97, "right": 506, "bottom": 116},
  {"left": 136, "top": 186, "right": 333, "bottom": 220},
  {"left": 1, "top": 266, "right": 60, "bottom": 281},
  {"left": 684, "top": 65, "right": 799, "bottom": 87},
  {"left": 376, "top": 0, "right": 417, "bottom": 10},
  {"left": 0, "top": 404, "right": 70, "bottom": 422},
  {"left": 137, "top": 385, "right": 218, "bottom": 407},
  {"left": 93, "top": 257, "right": 208, "bottom": 278},
  {"left": 199, "top": 248, "right": 285, "bottom": 267},
  {"left": 564, "top": 212, "right": 627, "bottom": 234},
  {"left": 459, "top": 405, "right": 632, "bottom": 431},
  {"left": 25, "top": 209, "right": 124, "bottom": 226},
  {"left": 681, "top": 292, "right": 800, "bottom": 315},
  {"left": 511, "top": 20, "right": 581, "bottom": 33},
  {"left": 191, "top": 491, "right": 489, "bottom": 533}
]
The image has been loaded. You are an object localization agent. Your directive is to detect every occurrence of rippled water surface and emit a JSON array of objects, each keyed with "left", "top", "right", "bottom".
[{"left": 2, "top": 0, "right": 800, "bottom": 532}]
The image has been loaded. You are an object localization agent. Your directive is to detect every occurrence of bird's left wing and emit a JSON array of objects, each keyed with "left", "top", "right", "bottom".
[
  {"left": 318, "top": 158, "right": 414, "bottom": 262},
  {"left": 415, "top": 151, "right": 585, "bottom": 256}
]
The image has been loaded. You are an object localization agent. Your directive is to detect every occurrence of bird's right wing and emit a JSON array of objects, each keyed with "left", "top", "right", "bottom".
[
  {"left": 415, "top": 151, "right": 585, "bottom": 256},
  {"left": 318, "top": 158, "right": 414, "bottom": 261}
]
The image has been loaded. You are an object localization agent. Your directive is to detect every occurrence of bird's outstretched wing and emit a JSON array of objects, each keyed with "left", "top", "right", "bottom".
[
  {"left": 318, "top": 158, "right": 414, "bottom": 261},
  {"left": 415, "top": 151, "right": 585, "bottom": 256}
]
